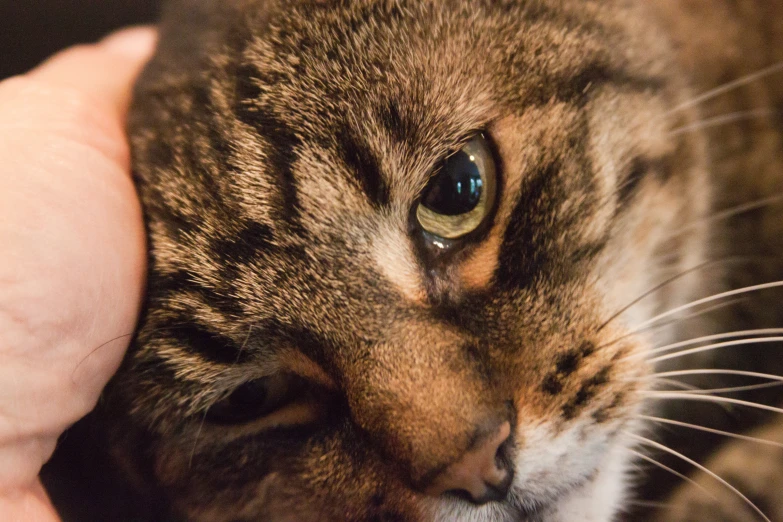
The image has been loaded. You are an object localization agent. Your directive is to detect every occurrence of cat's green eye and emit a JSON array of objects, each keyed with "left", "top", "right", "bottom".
[
  {"left": 416, "top": 134, "right": 498, "bottom": 239},
  {"left": 206, "top": 374, "right": 293, "bottom": 425}
]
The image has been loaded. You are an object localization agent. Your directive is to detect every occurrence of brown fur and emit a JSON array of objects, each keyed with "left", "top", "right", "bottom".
[{"left": 44, "top": 1, "right": 783, "bottom": 521}]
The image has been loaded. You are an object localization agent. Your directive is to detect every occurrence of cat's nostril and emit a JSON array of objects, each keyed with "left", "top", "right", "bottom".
[{"left": 425, "top": 421, "right": 514, "bottom": 504}]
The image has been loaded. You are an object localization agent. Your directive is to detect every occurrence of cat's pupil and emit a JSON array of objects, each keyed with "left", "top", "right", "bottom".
[{"left": 422, "top": 151, "right": 484, "bottom": 216}]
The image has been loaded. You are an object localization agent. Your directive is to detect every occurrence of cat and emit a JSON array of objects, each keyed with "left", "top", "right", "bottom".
[{"left": 42, "top": 0, "right": 783, "bottom": 521}]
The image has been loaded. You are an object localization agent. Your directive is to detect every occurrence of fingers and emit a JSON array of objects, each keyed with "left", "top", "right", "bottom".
[{"left": 28, "top": 26, "right": 157, "bottom": 122}]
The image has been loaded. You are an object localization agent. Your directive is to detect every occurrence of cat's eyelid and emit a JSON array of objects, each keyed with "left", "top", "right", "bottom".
[
  {"left": 208, "top": 400, "right": 327, "bottom": 435},
  {"left": 278, "top": 349, "right": 339, "bottom": 390}
]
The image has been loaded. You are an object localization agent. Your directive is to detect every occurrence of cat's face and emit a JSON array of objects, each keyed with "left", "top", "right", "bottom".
[{"left": 114, "top": 1, "right": 709, "bottom": 520}]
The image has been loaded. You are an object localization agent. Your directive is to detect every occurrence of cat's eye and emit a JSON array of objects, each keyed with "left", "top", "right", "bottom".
[
  {"left": 206, "top": 374, "right": 295, "bottom": 425},
  {"left": 416, "top": 134, "right": 498, "bottom": 239}
]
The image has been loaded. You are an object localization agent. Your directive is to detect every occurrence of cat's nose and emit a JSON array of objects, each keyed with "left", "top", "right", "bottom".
[{"left": 424, "top": 421, "right": 513, "bottom": 504}]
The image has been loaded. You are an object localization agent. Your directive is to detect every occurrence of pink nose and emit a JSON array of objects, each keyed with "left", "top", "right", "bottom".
[{"left": 425, "top": 422, "right": 513, "bottom": 504}]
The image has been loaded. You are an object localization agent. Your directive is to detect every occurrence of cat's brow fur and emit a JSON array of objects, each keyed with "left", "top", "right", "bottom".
[{"left": 47, "top": 0, "right": 783, "bottom": 521}]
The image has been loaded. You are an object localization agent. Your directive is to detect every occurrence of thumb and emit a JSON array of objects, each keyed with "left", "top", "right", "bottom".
[
  {"left": 1, "top": 27, "right": 159, "bottom": 170},
  {"left": 29, "top": 27, "right": 157, "bottom": 123}
]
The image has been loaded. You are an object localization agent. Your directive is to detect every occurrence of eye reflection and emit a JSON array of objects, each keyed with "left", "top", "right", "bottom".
[{"left": 416, "top": 134, "right": 497, "bottom": 239}]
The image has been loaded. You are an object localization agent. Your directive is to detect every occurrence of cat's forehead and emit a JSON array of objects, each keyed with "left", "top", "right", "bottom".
[
  {"left": 231, "top": 0, "right": 631, "bottom": 132},
  {"left": 208, "top": 0, "right": 654, "bottom": 219},
  {"left": 235, "top": 3, "right": 497, "bottom": 148}
]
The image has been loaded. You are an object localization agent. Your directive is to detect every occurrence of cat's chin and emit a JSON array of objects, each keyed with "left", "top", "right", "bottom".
[{"left": 522, "top": 440, "right": 631, "bottom": 522}]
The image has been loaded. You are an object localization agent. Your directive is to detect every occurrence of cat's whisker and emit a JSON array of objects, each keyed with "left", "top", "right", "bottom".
[
  {"left": 647, "top": 336, "right": 783, "bottom": 364},
  {"left": 596, "top": 256, "right": 757, "bottom": 334},
  {"left": 641, "top": 377, "right": 733, "bottom": 412},
  {"left": 638, "top": 297, "right": 748, "bottom": 335},
  {"left": 625, "top": 328, "right": 783, "bottom": 361},
  {"left": 628, "top": 448, "right": 718, "bottom": 504},
  {"left": 664, "top": 193, "right": 783, "bottom": 241},
  {"left": 663, "top": 60, "right": 783, "bottom": 118},
  {"left": 646, "top": 375, "right": 750, "bottom": 411},
  {"left": 235, "top": 325, "right": 255, "bottom": 366},
  {"left": 668, "top": 108, "right": 777, "bottom": 137},
  {"left": 188, "top": 408, "right": 211, "bottom": 470},
  {"left": 657, "top": 380, "right": 783, "bottom": 395},
  {"left": 638, "top": 415, "right": 783, "bottom": 450},
  {"left": 625, "top": 432, "right": 772, "bottom": 522},
  {"left": 650, "top": 377, "right": 703, "bottom": 392},
  {"left": 597, "top": 260, "right": 720, "bottom": 334},
  {"left": 629, "top": 369, "right": 783, "bottom": 395},
  {"left": 633, "top": 281, "right": 783, "bottom": 334},
  {"left": 602, "top": 297, "right": 749, "bottom": 353},
  {"left": 653, "top": 369, "right": 783, "bottom": 381},
  {"left": 625, "top": 500, "right": 676, "bottom": 510},
  {"left": 642, "top": 392, "right": 783, "bottom": 416}
]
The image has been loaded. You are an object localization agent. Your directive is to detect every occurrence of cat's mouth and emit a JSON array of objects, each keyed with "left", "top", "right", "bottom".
[
  {"left": 432, "top": 472, "right": 599, "bottom": 522},
  {"left": 437, "top": 421, "right": 629, "bottom": 522},
  {"left": 431, "top": 488, "right": 557, "bottom": 522},
  {"left": 430, "top": 453, "right": 600, "bottom": 521}
]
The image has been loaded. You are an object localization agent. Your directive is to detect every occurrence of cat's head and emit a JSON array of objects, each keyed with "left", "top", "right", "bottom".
[{"left": 111, "top": 0, "right": 709, "bottom": 520}]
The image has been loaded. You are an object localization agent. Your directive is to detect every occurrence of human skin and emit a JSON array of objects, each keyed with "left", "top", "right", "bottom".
[{"left": 0, "top": 27, "right": 156, "bottom": 521}]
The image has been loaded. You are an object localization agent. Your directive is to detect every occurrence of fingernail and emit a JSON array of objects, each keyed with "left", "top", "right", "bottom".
[{"left": 101, "top": 27, "right": 157, "bottom": 59}]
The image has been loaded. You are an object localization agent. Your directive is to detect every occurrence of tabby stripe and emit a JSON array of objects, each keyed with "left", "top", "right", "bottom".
[
  {"left": 617, "top": 157, "right": 650, "bottom": 206},
  {"left": 377, "top": 99, "right": 414, "bottom": 147},
  {"left": 212, "top": 221, "right": 275, "bottom": 265},
  {"left": 152, "top": 270, "right": 244, "bottom": 318},
  {"left": 571, "top": 237, "right": 610, "bottom": 266},
  {"left": 233, "top": 63, "right": 264, "bottom": 105},
  {"left": 163, "top": 321, "right": 252, "bottom": 365},
  {"left": 233, "top": 68, "right": 303, "bottom": 227},
  {"left": 527, "top": 63, "right": 665, "bottom": 108},
  {"left": 147, "top": 205, "right": 201, "bottom": 244},
  {"left": 250, "top": 318, "right": 335, "bottom": 373},
  {"left": 511, "top": 3, "right": 665, "bottom": 106},
  {"left": 496, "top": 162, "right": 560, "bottom": 290},
  {"left": 337, "top": 124, "right": 390, "bottom": 207},
  {"left": 592, "top": 391, "right": 626, "bottom": 424},
  {"left": 251, "top": 111, "right": 302, "bottom": 226}
]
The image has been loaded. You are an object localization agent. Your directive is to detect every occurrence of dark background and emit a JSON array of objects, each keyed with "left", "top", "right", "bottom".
[{"left": 1, "top": 0, "right": 162, "bottom": 79}]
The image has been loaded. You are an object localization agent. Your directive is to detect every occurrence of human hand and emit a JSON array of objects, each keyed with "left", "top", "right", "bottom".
[{"left": 0, "top": 27, "right": 156, "bottom": 521}]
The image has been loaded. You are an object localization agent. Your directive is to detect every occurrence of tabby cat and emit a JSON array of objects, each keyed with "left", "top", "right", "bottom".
[{"left": 46, "top": 0, "right": 783, "bottom": 521}]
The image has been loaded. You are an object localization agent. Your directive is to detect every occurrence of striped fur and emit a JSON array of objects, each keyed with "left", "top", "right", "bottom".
[{"left": 90, "top": 1, "right": 783, "bottom": 520}]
